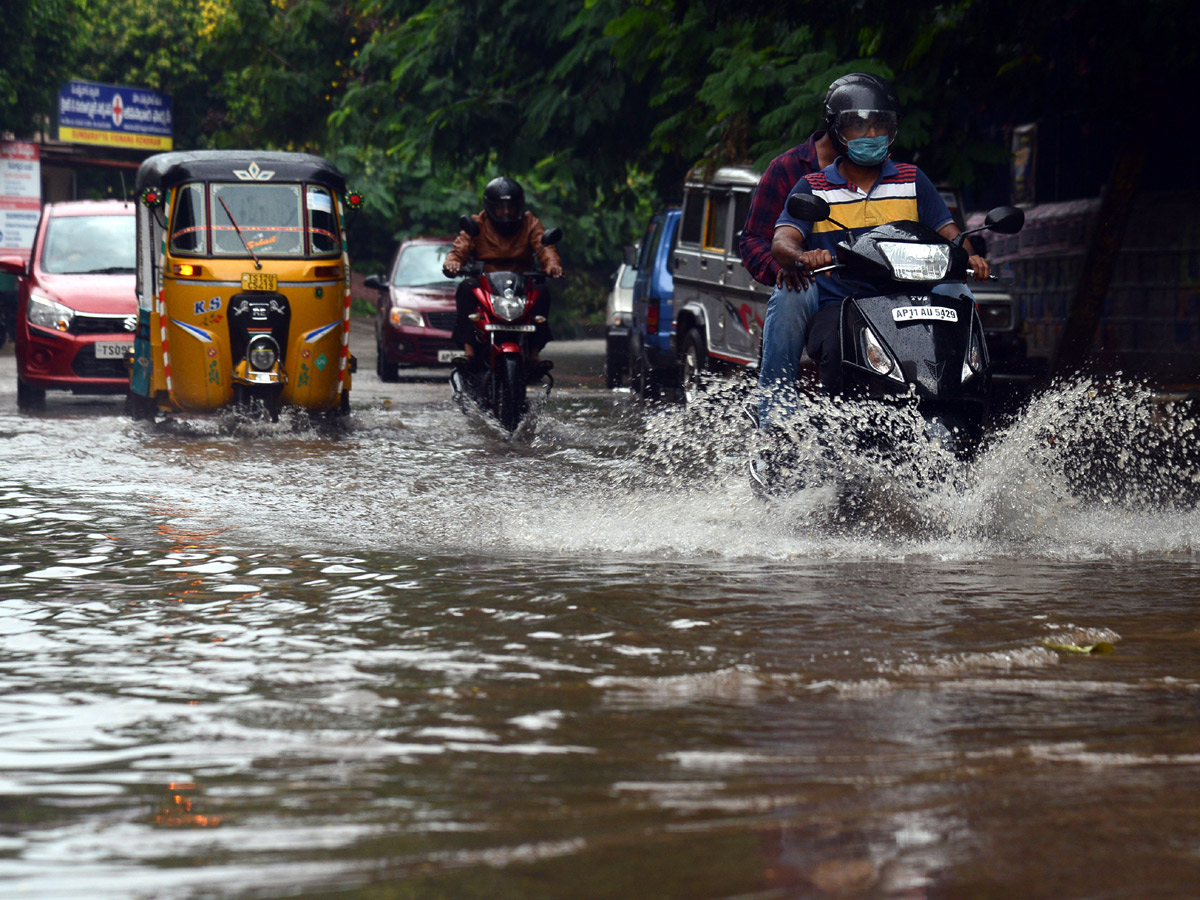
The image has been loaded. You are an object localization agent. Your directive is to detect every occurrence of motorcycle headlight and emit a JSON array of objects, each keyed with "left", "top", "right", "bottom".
[
  {"left": 878, "top": 241, "right": 950, "bottom": 281},
  {"left": 390, "top": 307, "right": 425, "bottom": 328},
  {"left": 494, "top": 288, "right": 526, "bottom": 322},
  {"left": 248, "top": 336, "right": 280, "bottom": 372},
  {"left": 27, "top": 292, "right": 74, "bottom": 332}
]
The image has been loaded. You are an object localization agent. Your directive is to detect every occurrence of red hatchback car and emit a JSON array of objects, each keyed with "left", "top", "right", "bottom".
[
  {"left": 0, "top": 200, "right": 136, "bottom": 410},
  {"left": 365, "top": 237, "right": 459, "bottom": 380}
]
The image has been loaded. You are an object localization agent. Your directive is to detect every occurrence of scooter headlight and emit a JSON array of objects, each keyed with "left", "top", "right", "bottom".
[
  {"left": 247, "top": 335, "right": 280, "bottom": 372},
  {"left": 493, "top": 287, "right": 526, "bottom": 322},
  {"left": 878, "top": 242, "right": 951, "bottom": 281},
  {"left": 27, "top": 292, "right": 75, "bottom": 332}
]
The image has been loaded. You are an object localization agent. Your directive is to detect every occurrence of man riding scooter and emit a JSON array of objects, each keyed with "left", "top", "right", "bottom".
[{"left": 442, "top": 176, "right": 563, "bottom": 372}]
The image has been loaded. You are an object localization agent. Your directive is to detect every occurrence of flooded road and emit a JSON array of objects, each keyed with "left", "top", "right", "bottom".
[{"left": 2, "top": 323, "right": 1199, "bottom": 900}]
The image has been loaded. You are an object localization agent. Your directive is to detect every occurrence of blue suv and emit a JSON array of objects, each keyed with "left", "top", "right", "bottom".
[{"left": 628, "top": 207, "right": 680, "bottom": 400}]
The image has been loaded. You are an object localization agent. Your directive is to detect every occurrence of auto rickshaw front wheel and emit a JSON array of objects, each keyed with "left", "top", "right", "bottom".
[{"left": 233, "top": 384, "right": 281, "bottom": 423}]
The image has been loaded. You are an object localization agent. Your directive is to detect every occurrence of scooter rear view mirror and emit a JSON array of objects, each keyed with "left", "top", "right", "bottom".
[{"left": 459, "top": 215, "right": 481, "bottom": 238}]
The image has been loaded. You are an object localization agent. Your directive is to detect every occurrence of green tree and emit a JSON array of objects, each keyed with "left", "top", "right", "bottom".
[{"left": 0, "top": 0, "right": 82, "bottom": 136}]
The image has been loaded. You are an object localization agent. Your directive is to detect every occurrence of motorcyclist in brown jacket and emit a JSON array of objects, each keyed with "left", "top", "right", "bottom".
[{"left": 442, "top": 177, "right": 563, "bottom": 361}]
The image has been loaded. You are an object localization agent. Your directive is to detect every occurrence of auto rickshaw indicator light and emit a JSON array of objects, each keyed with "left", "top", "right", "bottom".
[
  {"left": 140, "top": 187, "right": 164, "bottom": 208},
  {"left": 173, "top": 264, "right": 199, "bottom": 277},
  {"left": 343, "top": 188, "right": 364, "bottom": 210}
]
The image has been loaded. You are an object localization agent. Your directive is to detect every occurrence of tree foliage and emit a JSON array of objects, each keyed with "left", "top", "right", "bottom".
[{"left": 6, "top": 0, "right": 1194, "bottom": 323}]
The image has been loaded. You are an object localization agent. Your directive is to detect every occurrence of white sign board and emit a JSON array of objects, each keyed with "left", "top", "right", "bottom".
[{"left": 0, "top": 141, "right": 42, "bottom": 259}]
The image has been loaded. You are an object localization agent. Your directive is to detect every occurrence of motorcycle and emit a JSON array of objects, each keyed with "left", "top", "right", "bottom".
[
  {"left": 448, "top": 217, "right": 562, "bottom": 432},
  {"left": 750, "top": 194, "right": 1024, "bottom": 495}
]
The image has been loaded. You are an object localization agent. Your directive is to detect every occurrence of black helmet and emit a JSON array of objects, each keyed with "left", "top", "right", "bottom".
[
  {"left": 483, "top": 176, "right": 526, "bottom": 235},
  {"left": 823, "top": 73, "right": 901, "bottom": 155}
]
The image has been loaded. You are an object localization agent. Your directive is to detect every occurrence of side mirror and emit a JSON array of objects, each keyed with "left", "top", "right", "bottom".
[
  {"left": 984, "top": 205, "right": 1025, "bottom": 235},
  {"left": 622, "top": 244, "right": 638, "bottom": 268},
  {"left": 541, "top": 227, "right": 563, "bottom": 246},
  {"left": 458, "top": 215, "right": 481, "bottom": 238},
  {"left": 0, "top": 257, "right": 27, "bottom": 277},
  {"left": 785, "top": 193, "right": 830, "bottom": 222},
  {"left": 363, "top": 274, "right": 385, "bottom": 290}
]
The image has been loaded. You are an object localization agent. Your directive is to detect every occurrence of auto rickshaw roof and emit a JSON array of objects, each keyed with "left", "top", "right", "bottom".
[{"left": 135, "top": 151, "right": 346, "bottom": 192}]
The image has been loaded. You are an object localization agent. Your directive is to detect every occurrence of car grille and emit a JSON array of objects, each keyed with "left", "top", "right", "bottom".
[
  {"left": 70, "top": 313, "right": 135, "bottom": 336},
  {"left": 425, "top": 311, "right": 456, "bottom": 331},
  {"left": 72, "top": 345, "right": 129, "bottom": 379}
]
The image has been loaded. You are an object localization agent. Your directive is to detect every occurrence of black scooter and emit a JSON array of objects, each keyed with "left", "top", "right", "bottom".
[{"left": 750, "top": 195, "right": 1024, "bottom": 495}]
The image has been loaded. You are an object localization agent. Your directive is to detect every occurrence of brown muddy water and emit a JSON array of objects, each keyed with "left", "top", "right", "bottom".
[{"left": 1, "top": 340, "right": 1199, "bottom": 900}]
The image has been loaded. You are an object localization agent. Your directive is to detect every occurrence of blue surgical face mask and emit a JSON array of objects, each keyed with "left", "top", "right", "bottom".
[{"left": 846, "top": 135, "right": 890, "bottom": 165}]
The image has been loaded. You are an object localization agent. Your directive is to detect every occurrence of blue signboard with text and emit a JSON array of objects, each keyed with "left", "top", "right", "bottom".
[{"left": 58, "top": 80, "right": 173, "bottom": 151}]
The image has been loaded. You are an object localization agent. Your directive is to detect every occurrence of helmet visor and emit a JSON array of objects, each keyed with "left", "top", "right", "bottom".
[{"left": 835, "top": 109, "right": 898, "bottom": 144}]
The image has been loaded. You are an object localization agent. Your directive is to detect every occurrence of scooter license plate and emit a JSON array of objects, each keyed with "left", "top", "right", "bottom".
[
  {"left": 892, "top": 306, "right": 958, "bottom": 323},
  {"left": 242, "top": 272, "right": 278, "bottom": 292},
  {"left": 437, "top": 350, "right": 458, "bottom": 363},
  {"left": 484, "top": 324, "right": 537, "bottom": 332},
  {"left": 94, "top": 340, "right": 132, "bottom": 359}
]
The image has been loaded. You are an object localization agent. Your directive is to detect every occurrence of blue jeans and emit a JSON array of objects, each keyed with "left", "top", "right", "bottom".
[{"left": 757, "top": 283, "right": 819, "bottom": 428}]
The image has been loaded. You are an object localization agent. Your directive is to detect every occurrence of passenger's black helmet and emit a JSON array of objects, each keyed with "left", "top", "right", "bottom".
[
  {"left": 823, "top": 73, "right": 901, "bottom": 154},
  {"left": 483, "top": 176, "right": 526, "bottom": 236}
]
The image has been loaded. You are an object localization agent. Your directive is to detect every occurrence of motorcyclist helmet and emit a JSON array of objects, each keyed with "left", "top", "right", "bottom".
[
  {"left": 483, "top": 177, "right": 526, "bottom": 236},
  {"left": 823, "top": 73, "right": 901, "bottom": 161}
]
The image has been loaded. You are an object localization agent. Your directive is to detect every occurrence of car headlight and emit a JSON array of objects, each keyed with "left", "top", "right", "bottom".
[
  {"left": 390, "top": 307, "right": 425, "bottom": 328},
  {"left": 493, "top": 288, "right": 526, "bottom": 322},
  {"left": 878, "top": 241, "right": 950, "bottom": 281},
  {"left": 27, "top": 292, "right": 74, "bottom": 332},
  {"left": 247, "top": 336, "right": 280, "bottom": 372}
]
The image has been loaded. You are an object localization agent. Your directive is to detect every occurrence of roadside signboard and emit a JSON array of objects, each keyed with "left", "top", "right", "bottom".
[
  {"left": 0, "top": 141, "right": 42, "bottom": 260},
  {"left": 58, "top": 80, "right": 173, "bottom": 152}
]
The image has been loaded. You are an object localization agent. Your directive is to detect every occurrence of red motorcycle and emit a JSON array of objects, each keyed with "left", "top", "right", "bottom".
[{"left": 448, "top": 219, "right": 562, "bottom": 432}]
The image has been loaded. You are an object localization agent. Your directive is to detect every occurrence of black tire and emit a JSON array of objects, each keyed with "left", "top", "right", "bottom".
[
  {"left": 376, "top": 340, "right": 399, "bottom": 382},
  {"left": 604, "top": 338, "right": 626, "bottom": 389},
  {"left": 630, "top": 350, "right": 657, "bottom": 401},
  {"left": 496, "top": 355, "right": 526, "bottom": 432},
  {"left": 16, "top": 379, "right": 45, "bottom": 412},
  {"left": 234, "top": 384, "right": 280, "bottom": 422},
  {"left": 679, "top": 329, "right": 707, "bottom": 404},
  {"left": 125, "top": 390, "right": 157, "bottom": 421},
  {"left": 339, "top": 388, "right": 351, "bottom": 415}
]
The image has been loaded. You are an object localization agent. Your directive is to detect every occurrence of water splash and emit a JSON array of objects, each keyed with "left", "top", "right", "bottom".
[{"left": 622, "top": 376, "right": 1200, "bottom": 556}]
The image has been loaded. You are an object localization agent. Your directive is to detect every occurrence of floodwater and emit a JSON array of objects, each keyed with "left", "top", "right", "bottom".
[{"left": 2, "top": 330, "right": 1200, "bottom": 900}]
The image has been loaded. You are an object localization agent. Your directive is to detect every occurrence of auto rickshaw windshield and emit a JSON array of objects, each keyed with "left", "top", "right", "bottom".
[{"left": 168, "top": 182, "right": 341, "bottom": 257}]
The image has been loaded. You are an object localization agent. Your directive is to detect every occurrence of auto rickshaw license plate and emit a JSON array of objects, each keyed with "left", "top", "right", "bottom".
[{"left": 242, "top": 272, "right": 278, "bottom": 292}]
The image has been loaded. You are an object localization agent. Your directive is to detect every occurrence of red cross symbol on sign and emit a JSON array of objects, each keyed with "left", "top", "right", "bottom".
[{"left": 112, "top": 94, "right": 124, "bottom": 127}]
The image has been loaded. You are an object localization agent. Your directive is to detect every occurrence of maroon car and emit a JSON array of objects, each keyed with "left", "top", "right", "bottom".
[
  {"left": 365, "top": 237, "right": 460, "bottom": 380},
  {"left": 0, "top": 200, "right": 136, "bottom": 410}
]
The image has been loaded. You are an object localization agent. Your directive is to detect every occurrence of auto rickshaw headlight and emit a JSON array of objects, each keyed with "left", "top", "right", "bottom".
[
  {"left": 247, "top": 336, "right": 280, "bottom": 372},
  {"left": 27, "top": 292, "right": 75, "bottom": 332}
]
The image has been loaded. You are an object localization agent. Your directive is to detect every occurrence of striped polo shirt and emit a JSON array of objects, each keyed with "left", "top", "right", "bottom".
[{"left": 775, "top": 158, "right": 953, "bottom": 305}]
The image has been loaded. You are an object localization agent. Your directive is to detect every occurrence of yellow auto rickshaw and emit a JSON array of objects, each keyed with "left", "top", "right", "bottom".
[{"left": 128, "top": 150, "right": 360, "bottom": 420}]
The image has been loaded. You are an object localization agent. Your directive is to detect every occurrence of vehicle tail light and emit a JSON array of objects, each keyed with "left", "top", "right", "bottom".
[
  {"left": 647, "top": 298, "right": 660, "bottom": 334},
  {"left": 173, "top": 264, "right": 200, "bottom": 277},
  {"left": 314, "top": 266, "right": 341, "bottom": 278}
]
